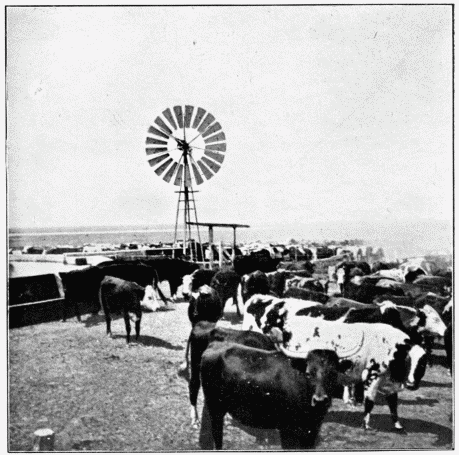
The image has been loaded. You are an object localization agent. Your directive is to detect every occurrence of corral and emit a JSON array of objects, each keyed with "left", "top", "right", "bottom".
[{"left": 9, "top": 286, "right": 453, "bottom": 451}]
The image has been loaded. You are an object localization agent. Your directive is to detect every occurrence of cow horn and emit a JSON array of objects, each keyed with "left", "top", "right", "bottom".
[
  {"left": 276, "top": 343, "right": 310, "bottom": 359},
  {"left": 275, "top": 340, "right": 333, "bottom": 359}
]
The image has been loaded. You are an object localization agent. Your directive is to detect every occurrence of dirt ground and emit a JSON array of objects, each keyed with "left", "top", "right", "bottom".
[{"left": 8, "top": 286, "right": 454, "bottom": 452}]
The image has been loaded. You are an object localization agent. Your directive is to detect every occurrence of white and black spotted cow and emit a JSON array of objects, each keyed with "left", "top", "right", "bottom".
[
  {"left": 242, "top": 294, "right": 320, "bottom": 332},
  {"left": 247, "top": 298, "right": 427, "bottom": 434}
]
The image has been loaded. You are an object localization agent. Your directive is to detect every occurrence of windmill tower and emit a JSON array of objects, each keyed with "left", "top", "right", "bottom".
[{"left": 145, "top": 105, "right": 226, "bottom": 261}]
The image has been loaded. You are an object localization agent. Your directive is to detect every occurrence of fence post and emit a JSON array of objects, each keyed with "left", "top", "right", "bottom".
[{"left": 33, "top": 428, "right": 54, "bottom": 451}]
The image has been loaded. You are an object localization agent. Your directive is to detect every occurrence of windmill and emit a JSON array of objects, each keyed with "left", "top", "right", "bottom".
[{"left": 145, "top": 105, "right": 226, "bottom": 261}]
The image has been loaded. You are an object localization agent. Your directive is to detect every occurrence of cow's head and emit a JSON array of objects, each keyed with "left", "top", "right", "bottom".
[
  {"left": 241, "top": 270, "right": 270, "bottom": 302},
  {"left": 304, "top": 349, "right": 341, "bottom": 407},
  {"left": 390, "top": 342, "right": 427, "bottom": 390}
]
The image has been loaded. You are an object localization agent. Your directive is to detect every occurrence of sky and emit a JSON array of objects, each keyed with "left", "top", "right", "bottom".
[{"left": 7, "top": 5, "right": 453, "bottom": 230}]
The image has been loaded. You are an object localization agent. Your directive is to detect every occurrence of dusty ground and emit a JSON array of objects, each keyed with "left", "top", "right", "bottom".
[{"left": 9, "top": 286, "right": 454, "bottom": 451}]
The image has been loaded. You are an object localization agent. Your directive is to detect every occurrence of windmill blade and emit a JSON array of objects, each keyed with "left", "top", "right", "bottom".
[
  {"left": 192, "top": 107, "right": 206, "bottom": 129},
  {"left": 148, "top": 125, "right": 169, "bottom": 140},
  {"left": 184, "top": 105, "right": 194, "bottom": 128},
  {"left": 191, "top": 162, "right": 204, "bottom": 185},
  {"left": 146, "top": 147, "right": 168, "bottom": 156},
  {"left": 184, "top": 164, "right": 192, "bottom": 188},
  {"left": 201, "top": 156, "right": 221, "bottom": 174},
  {"left": 198, "top": 113, "right": 215, "bottom": 133},
  {"left": 163, "top": 162, "right": 178, "bottom": 183},
  {"left": 197, "top": 159, "right": 214, "bottom": 180},
  {"left": 205, "top": 142, "right": 226, "bottom": 152},
  {"left": 148, "top": 153, "right": 170, "bottom": 167},
  {"left": 204, "top": 150, "right": 225, "bottom": 164},
  {"left": 173, "top": 106, "right": 184, "bottom": 129},
  {"left": 204, "top": 131, "right": 226, "bottom": 144},
  {"left": 146, "top": 137, "right": 168, "bottom": 146},
  {"left": 154, "top": 158, "right": 173, "bottom": 176},
  {"left": 163, "top": 108, "right": 178, "bottom": 130},
  {"left": 154, "top": 116, "right": 173, "bottom": 135},
  {"left": 174, "top": 164, "right": 184, "bottom": 186},
  {"left": 202, "top": 122, "right": 222, "bottom": 138}
]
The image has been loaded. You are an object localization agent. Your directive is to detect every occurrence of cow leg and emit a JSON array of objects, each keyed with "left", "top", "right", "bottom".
[
  {"left": 235, "top": 296, "right": 242, "bottom": 317},
  {"left": 189, "top": 340, "right": 205, "bottom": 427},
  {"left": 198, "top": 401, "right": 214, "bottom": 450},
  {"left": 204, "top": 402, "right": 225, "bottom": 450},
  {"left": 105, "top": 314, "right": 112, "bottom": 338},
  {"left": 386, "top": 393, "right": 407, "bottom": 434},
  {"left": 362, "top": 376, "right": 381, "bottom": 431},
  {"left": 135, "top": 317, "right": 141, "bottom": 340},
  {"left": 342, "top": 385, "right": 356, "bottom": 406},
  {"left": 124, "top": 314, "right": 131, "bottom": 344},
  {"left": 362, "top": 397, "right": 375, "bottom": 431},
  {"left": 280, "top": 428, "right": 313, "bottom": 450}
]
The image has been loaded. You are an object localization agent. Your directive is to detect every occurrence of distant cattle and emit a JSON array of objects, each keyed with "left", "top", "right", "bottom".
[
  {"left": 285, "top": 276, "right": 325, "bottom": 294},
  {"left": 343, "top": 280, "right": 404, "bottom": 304},
  {"left": 99, "top": 276, "right": 145, "bottom": 343},
  {"left": 200, "top": 342, "right": 343, "bottom": 449},
  {"left": 282, "top": 260, "right": 315, "bottom": 277},
  {"left": 283, "top": 287, "right": 329, "bottom": 304},
  {"left": 233, "top": 249, "right": 281, "bottom": 276}
]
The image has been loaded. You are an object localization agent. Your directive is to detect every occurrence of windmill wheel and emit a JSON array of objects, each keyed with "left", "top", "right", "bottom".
[{"left": 145, "top": 105, "right": 226, "bottom": 186}]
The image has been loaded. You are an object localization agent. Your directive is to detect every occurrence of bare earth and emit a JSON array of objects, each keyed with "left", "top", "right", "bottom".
[{"left": 9, "top": 288, "right": 453, "bottom": 452}]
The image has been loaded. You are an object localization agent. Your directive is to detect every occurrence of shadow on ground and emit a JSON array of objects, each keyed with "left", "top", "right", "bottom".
[
  {"left": 112, "top": 334, "right": 184, "bottom": 350},
  {"left": 325, "top": 410, "right": 452, "bottom": 446}
]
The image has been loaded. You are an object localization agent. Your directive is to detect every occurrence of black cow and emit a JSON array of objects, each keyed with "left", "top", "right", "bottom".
[
  {"left": 266, "top": 270, "right": 290, "bottom": 297},
  {"left": 183, "top": 321, "right": 275, "bottom": 426},
  {"left": 99, "top": 276, "right": 145, "bottom": 343},
  {"left": 96, "top": 263, "right": 169, "bottom": 305},
  {"left": 241, "top": 270, "right": 273, "bottom": 303},
  {"left": 283, "top": 260, "right": 315, "bottom": 277},
  {"left": 59, "top": 266, "right": 103, "bottom": 321},
  {"left": 233, "top": 250, "right": 281, "bottom": 276},
  {"left": 199, "top": 342, "right": 343, "bottom": 450},
  {"left": 412, "top": 275, "right": 452, "bottom": 297},
  {"left": 343, "top": 280, "right": 404, "bottom": 304},
  {"left": 104, "top": 258, "right": 200, "bottom": 301},
  {"left": 60, "top": 263, "right": 171, "bottom": 322},
  {"left": 284, "top": 287, "right": 329, "bottom": 304},
  {"left": 210, "top": 270, "right": 242, "bottom": 317}
]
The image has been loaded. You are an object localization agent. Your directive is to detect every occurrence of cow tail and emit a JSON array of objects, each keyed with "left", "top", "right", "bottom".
[
  {"left": 154, "top": 269, "right": 170, "bottom": 305},
  {"left": 98, "top": 284, "right": 104, "bottom": 313}
]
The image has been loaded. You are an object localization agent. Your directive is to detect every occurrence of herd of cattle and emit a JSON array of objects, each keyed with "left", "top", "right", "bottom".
[{"left": 55, "top": 250, "right": 453, "bottom": 450}]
